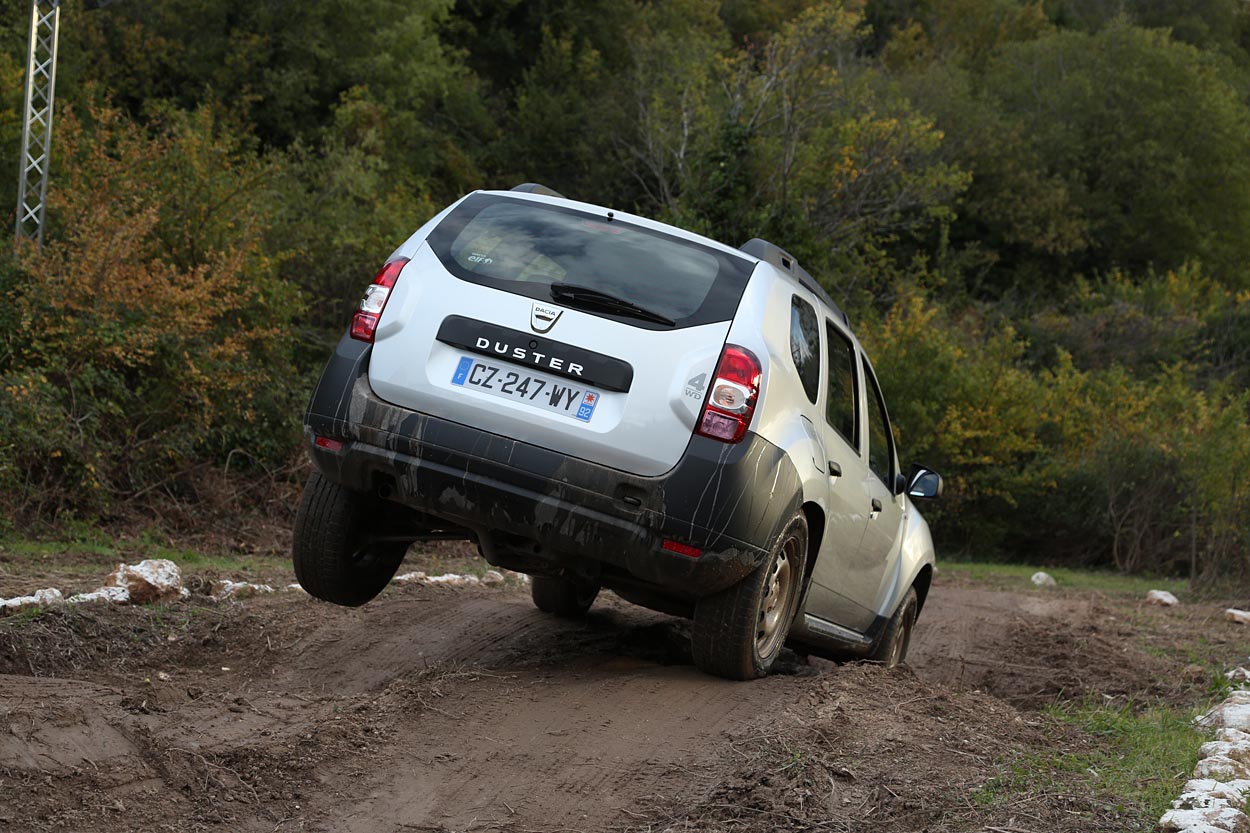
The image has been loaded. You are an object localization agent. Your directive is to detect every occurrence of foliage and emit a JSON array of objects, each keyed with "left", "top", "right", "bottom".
[
  {"left": 929, "top": 23, "right": 1250, "bottom": 296},
  {"left": 978, "top": 700, "right": 1206, "bottom": 826},
  {"left": 0, "top": 105, "right": 303, "bottom": 518},
  {"left": 0, "top": 0, "right": 1247, "bottom": 582}
]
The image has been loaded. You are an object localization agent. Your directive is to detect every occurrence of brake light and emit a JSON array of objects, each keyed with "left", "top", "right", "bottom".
[
  {"left": 350, "top": 258, "right": 410, "bottom": 342},
  {"left": 695, "top": 344, "right": 761, "bottom": 444}
]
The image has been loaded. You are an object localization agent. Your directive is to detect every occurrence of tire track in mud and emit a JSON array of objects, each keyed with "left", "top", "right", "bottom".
[
  {"left": 283, "top": 593, "right": 804, "bottom": 831},
  {"left": 333, "top": 664, "right": 797, "bottom": 833},
  {"left": 907, "top": 585, "right": 1094, "bottom": 694}
]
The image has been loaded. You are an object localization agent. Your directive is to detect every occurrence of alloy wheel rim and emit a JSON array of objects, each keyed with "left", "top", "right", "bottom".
[{"left": 755, "top": 537, "right": 797, "bottom": 658}]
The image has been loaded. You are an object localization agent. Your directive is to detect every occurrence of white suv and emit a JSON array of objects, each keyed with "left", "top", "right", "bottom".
[{"left": 293, "top": 184, "right": 943, "bottom": 680}]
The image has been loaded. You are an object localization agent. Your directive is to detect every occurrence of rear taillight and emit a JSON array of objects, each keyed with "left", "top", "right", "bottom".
[
  {"left": 349, "top": 258, "right": 410, "bottom": 342},
  {"left": 695, "top": 344, "right": 761, "bottom": 444}
]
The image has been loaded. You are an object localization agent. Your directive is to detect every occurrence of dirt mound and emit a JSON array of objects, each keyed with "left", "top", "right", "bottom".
[
  {"left": 908, "top": 586, "right": 1213, "bottom": 708},
  {"left": 649, "top": 664, "right": 1096, "bottom": 832},
  {"left": 1, "top": 572, "right": 1241, "bottom": 832}
]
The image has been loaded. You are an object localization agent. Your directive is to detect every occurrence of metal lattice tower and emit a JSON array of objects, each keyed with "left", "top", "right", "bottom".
[{"left": 15, "top": 0, "right": 61, "bottom": 248}]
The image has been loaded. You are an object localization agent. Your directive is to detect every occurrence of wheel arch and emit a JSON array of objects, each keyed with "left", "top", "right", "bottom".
[
  {"left": 912, "top": 562, "right": 933, "bottom": 617},
  {"left": 799, "top": 500, "right": 825, "bottom": 594}
]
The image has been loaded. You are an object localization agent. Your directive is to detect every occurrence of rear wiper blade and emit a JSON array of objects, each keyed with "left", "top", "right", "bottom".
[{"left": 550, "top": 283, "right": 675, "bottom": 326}]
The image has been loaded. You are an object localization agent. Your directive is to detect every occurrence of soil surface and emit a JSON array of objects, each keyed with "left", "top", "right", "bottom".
[{"left": 0, "top": 547, "right": 1243, "bottom": 833}]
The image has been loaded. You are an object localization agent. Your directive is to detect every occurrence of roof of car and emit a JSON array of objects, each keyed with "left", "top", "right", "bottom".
[{"left": 738, "top": 239, "right": 848, "bottom": 326}]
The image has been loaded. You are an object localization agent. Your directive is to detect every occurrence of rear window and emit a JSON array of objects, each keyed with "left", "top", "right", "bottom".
[{"left": 426, "top": 193, "right": 754, "bottom": 329}]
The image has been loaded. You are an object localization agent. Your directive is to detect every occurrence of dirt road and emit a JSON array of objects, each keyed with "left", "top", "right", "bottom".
[{"left": 0, "top": 561, "right": 1238, "bottom": 832}]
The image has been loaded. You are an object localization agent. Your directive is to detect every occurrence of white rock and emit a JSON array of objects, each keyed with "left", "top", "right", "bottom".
[
  {"left": 1199, "top": 694, "right": 1250, "bottom": 731},
  {"left": 1159, "top": 806, "right": 1250, "bottom": 832},
  {"left": 392, "top": 571, "right": 427, "bottom": 583},
  {"left": 1201, "top": 742, "right": 1250, "bottom": 766},
  {"left": 1228, "top": 609, "right": 1250, "bottom": 625},
  {"left": 1195, "top": 756, "right": 1250, "bottom": 781},
  {"left": 0, "top": 587, "right": 64, "bottom": 614},
  {"left": 1229, "top": 668, "right": 1250, "bottom": 684},
  {"left": 1219, "top": 730, "right": 1250, "bottom": 744},
  {"left": 67, "top": 585, "right": 131, "bottom": 605},
  {"left": 286, "top": 583, "right": 306, "bottom": 593},
  {"left": 1179, "top": 780, "right": 1250, "bottom": 810},
  {"left": 481, "top": 570, "right": 505, "bottom": 586},
  {"left": 1148, "top": 589, "right": 1180, "bottom": 606},
  {"left": 104, "top": 559, "right": 184, "bottom": 604},
  {"left": 1031, "top": 571, "right": 1057, "bottom": 587},
  {"left": 1174, "top": 793, "right": 1234, "bottom": 812},
  {"left": 425, "top": 573, "right": 481, "bottom": 586},
  {"left": 210, "top": 579, "right": 274, "bottom": 601}
]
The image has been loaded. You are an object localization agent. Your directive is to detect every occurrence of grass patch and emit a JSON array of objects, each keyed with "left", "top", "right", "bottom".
[
  {"left": 976, "top": 700, "right": 1204, "bottom": 825},
  {"left": 939, "top": 560, "right": 1190, "bottom": 598},
  {"left": 0, "top": 532, "right": 290, "bottom": 582}
]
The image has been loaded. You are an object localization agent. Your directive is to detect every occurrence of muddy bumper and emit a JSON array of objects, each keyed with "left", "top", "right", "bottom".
[{"left": 303, "top": 337, "right": 801, "bottom": 598}]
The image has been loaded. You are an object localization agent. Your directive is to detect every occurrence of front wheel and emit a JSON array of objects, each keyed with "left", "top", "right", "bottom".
[
  {"left": 868, "top": 587, "right": 918, "bottom": 669},
  {"left": 691, "top": 513, "right": 809, "bottom": 680},
  {"left": 292, "top": 471, "right": 409, "bottom": 607}
]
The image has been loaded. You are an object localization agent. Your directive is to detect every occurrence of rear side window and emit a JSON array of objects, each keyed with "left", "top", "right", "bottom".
[
  {"left": 825, "top": 322, "right": 858, "bottom": 448},
  {"left": 790, "top": 296, "right": 820, "bottom": 403},
  {"left": 427, "top": 194, "right": 754, "bottom": 330},
  {"left": 863, "top": 358, "right": 894, "bottom": 486}
]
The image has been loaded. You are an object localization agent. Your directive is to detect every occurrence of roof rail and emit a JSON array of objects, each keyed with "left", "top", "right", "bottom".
[
  {"left": 511, "top": 182, "right": 566, "bottom": 199},
  {"left": 739, "top": 238, "right": 849, "bottom": 326}
]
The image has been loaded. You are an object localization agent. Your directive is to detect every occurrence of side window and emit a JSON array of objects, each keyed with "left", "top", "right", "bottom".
[
  {"left": 863, "top": 358, "right": 894, "bottom": 486},
  {"left": 824, "top": 321, "right": 859, "bottom": 449},
  {"left": 789, "top": 296, "right": 820, "bottom": 403}
]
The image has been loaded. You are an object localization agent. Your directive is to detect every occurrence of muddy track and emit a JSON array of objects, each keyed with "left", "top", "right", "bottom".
[{"left": 0, "top": 575, "right": 1236, "bottom": 832}]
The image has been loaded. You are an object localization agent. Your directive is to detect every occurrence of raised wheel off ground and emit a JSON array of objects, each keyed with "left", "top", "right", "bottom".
[{"left": 292, "top": 471, "right": 408, "bottom": 607}]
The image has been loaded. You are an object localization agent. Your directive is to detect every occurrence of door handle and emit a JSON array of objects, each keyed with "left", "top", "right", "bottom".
[
  {"left": 870, "top": 497, "right": 882, "bottom": 519},
  {"left": 828, "top": 461, "right": 842, "bottom": 478}
]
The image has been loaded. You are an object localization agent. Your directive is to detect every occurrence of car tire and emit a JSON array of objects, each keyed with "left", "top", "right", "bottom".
[
  {"left": 691, "top": 513, "right": 808, "bottom": 680},
  {"left": 292, "top": 471, "right": 408, "bottom": 607},
  {"left": 530, "top": 575, "right": 600, "bottom": 618},
  {"left": 869, "top": 587, "right": 918, "bottom": 669}
]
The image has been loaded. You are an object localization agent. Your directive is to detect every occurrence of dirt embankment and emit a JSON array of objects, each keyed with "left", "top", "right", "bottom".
[{"left": 0, "top": 554, "right": 1241, "bottom": 833}]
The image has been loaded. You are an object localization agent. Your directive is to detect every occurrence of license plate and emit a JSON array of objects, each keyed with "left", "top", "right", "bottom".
[{"left": 450, "top": 356, "right": 601, "bottom": 423}]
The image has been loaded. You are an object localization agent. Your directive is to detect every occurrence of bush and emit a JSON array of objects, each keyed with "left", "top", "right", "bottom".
[{"left": 0, "top": 105, "right": 305, "bottom": 520}]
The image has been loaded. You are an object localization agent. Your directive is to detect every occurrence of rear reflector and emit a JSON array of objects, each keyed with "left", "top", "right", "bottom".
[
  {"left": 661, "top": 539, "right": 702, "bottom": 558},
  {"left": 314, "top": 436, "right": 344, "bottom": 452},
  {"left": 350, "top": 258, "right": 410, "bottom": 343},
  {"left": 694, "top": 344, "right": 761, "bottom": 444}
]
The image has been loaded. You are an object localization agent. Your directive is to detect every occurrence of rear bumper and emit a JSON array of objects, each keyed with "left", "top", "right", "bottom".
[{"left": 305, "top": 336, "right": 801, "bottom": 598}]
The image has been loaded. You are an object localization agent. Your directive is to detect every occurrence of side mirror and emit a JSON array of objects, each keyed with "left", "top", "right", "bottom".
[{"left": 906, "top": 464, "right": 943, "bottom": 500}]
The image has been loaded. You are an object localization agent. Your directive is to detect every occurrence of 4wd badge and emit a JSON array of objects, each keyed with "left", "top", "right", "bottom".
[{"left": 531, "top": 303, "right": 563, "bottom": 333}]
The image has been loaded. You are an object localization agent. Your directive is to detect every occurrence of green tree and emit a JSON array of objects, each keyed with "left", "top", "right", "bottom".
[{"left": 963, "top": 24, "right": 1250, "bottom": 293}]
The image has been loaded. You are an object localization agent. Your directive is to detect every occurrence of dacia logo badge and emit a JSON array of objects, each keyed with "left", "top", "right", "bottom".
[{"left": 531, "top": 303, "right": 563, "bottom": 334}]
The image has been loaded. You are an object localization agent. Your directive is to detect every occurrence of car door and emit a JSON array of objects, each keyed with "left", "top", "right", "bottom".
[
  {"left": 848, "top": 357, "right": 905, "bottom": 620},
  {"left": 806, "top": 316, "right": 875, "bottom": 629}
]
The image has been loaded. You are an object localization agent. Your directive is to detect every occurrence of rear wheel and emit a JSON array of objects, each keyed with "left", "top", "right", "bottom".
[
  {"left": 530, "top": 575, "right": 600, "bottom": 618},
  {"left": 868, "top": 587, "right": 918, "bottom": 669},
  {"left": 292, "top": 471, "right": 408, "bottom": 607},
  {"left": 691, "top": 513, "right": 808, "bottom": 680}
]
